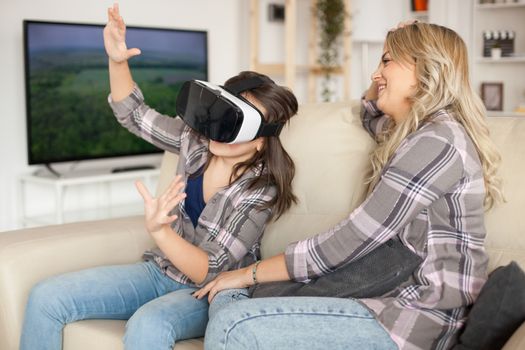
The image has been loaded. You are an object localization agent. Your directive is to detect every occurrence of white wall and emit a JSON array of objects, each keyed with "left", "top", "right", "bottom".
[{"left": 0, "top": 0, "right": 244, "bottom": 231}]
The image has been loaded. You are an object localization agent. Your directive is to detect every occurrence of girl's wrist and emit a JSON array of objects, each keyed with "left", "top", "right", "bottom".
[
  {"left": 150, "top": 225, "right": 170, "bottom": 240},
  {"left": 109, "top": 57, "right": 127, "bottom": 65}
]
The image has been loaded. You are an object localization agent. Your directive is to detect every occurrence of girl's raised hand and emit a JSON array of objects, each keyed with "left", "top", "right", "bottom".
[
  {"left": 135, "top": 175, "right": 187, "bottom": 234},
  {"left": 103, "top": 3, "right": 141, "bottom": 63}
]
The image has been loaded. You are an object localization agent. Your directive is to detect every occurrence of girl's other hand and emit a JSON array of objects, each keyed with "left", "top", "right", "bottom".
[
  {"left": 103, "top": 3, "right": 141, "bottom": 63},
  {"left": 193, "top": 267, "right": 253, "bottom": 302},
  {"left": 135, "top": 175, "right": 187, "bottom": 234}
]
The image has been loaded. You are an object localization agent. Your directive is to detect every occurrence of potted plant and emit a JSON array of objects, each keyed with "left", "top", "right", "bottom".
[{"left": 315, "top": 0, "right": 346, "bottom": 101}]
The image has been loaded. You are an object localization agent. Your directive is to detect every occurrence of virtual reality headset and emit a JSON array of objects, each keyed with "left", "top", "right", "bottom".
[{"left": 176, "top": 77, "right": 285, "bottom": 144}]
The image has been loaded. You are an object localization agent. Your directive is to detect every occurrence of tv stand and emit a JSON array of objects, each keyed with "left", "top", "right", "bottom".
[
  {"left": 18, "top": 168, "right": 160, "bottom": 227},
  {"left": 111, "top": 165, "right": 156, "bottom": 173}
]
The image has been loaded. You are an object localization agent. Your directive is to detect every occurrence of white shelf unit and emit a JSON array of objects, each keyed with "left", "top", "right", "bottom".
[
  {"left": 472, "top": 1, "right": 525, "bottom": 117},
  {"left": 475, "top": 2, "right": 525, "bottom": 10},
  {"left": 18, "top": 168, "right": 160, "bottom": 227},
  {"left": 476, "top": 56, "right": 525, "bottom": 63}
]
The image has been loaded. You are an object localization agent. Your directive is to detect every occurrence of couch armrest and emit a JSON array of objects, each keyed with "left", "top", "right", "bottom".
[
  {"left": 503, "top": 322, "right": 525, "bottom": 350},
  {"left": 0, "top": 215, "right": 153, "bottom": 350}
]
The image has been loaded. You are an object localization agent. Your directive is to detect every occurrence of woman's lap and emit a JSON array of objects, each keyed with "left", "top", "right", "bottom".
[{"left": 206, "top": 294, "right": 397, "bottom": 350}]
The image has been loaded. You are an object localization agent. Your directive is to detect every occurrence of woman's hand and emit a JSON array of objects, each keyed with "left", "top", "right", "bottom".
[
  {"left": 193, "top": 267, "right": 253, "bottom": 302},
  {"left": 103, "top": 3, "right": 141, "bottom": 63},
  {"left": 365, "top": 80, "right": 378, "bottom": 101},
  {"left": 135, "top": 175, "right": 186, "bottom": 235}
]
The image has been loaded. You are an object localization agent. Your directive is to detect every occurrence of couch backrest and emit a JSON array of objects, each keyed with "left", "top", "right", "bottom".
[
  {"left": 483, "top": 117, "right": 525, "bottom": 272},
  {"left": 157, "top": 104, "right": 525, "bottom": 273},
  {"left": 259, "top": 102, "right": 375, "bottom": 258}
]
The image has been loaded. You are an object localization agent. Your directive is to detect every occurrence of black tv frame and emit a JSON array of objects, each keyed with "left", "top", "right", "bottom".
[{"left": 23, "top": 19, "right": 208, "bottom": 165}]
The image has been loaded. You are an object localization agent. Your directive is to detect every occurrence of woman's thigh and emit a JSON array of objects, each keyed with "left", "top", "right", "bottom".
[
  {"left": 204, "top": 297, "right": 397, "bottom": 350},
  {"left": 26, "top": 261, "right": 178, "bottom": 322}
]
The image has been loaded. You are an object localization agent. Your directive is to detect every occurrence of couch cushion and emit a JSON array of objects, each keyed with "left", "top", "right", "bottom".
[
  {"left": 64, "top": 320, "right": 204, "bottom": 350},
  {"left": 261, "top": 101, "right": 375, "bottom": 258},
  {"left": 0, "top": 216, "right": 152, "bottom": 350},
  {"left": 484, "top": 117, "right": 525, "bottom": 273}
]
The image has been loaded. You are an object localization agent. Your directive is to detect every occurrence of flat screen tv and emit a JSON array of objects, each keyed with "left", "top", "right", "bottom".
[{"left": 23, "top": 20, "right": 208, "bottom": 165}]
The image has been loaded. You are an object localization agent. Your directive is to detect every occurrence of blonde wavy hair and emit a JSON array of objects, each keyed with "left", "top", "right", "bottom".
[{"left": 368, "top": 23, "right": 504, "bottom": 209}]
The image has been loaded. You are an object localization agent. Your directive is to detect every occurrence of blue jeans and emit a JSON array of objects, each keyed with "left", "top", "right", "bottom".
[
  {"left": 20, "top": 261, "right": 209, "bottom": 350},
  {"left": 206, "top": 289, "right": 397, "bottom": 350}
]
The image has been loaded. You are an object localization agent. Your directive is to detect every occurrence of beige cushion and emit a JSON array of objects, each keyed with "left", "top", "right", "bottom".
[
  {"left": 0, "top": 216, "right": 152, "bottom": 350},
  {"left": 64, "top": 320, "right": 203, "bottom": 350},
  {"left": 261, "top": 101, "right": 374, "bottom": 258},
  {"left": 484, "top": 117, "right": 525, "bottom": 273}
]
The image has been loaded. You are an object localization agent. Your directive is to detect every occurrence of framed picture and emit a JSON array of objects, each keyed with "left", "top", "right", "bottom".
[{"left": 481, "top": 82, "right": 504, "bottom": 111}]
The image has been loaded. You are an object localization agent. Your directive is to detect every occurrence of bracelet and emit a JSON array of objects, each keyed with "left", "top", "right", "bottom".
[{"left": 252, "top": 261, "right": 262, "bottom": 285}]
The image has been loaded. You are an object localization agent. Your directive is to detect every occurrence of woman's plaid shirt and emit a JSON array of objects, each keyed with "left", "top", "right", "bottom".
[{"left": 285, "top": 99, "right": 489, "bottom": 350}]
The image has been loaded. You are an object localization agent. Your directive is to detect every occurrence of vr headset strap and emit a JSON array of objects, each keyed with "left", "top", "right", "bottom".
[
  {"left": 224, "top": 76, "right": 267, "bottom": 95},
  {"left": 225, "top": 76, "right": 286, "bottom": 138},
  {"left": 257, "top": 122, "right": 285, "bottom": 137}
]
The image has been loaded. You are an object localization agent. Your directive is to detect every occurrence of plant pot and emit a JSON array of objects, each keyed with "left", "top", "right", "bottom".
[{"left": 491, "top": 47, "right": 502, "bottom": 60}]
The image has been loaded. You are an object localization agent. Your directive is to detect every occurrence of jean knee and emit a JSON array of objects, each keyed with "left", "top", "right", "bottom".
[
  {"left": 26, "top": 278, "right": 69, "bottom": 321},
  {"left": 124, "top": 306, "right": 177, "bottom": 348},
  {"left": 209, "top": 289, "right": 249, "bottom": 321},
  {"left": 205, "top": 312, "right": 262, "bottom": 350}
]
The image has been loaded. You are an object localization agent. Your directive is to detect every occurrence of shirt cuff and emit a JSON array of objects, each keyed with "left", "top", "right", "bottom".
[
  {"left": 107, "top": 84, "right": 144, "bottom": 116},
  {"left": 284, "top": 241, "right": 311, "bottom": 283},
  {"left": 361, "top": 97, "right": 384, "bottom": 118}
]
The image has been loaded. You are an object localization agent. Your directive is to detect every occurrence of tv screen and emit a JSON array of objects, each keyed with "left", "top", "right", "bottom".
[{"left": 23, "top": 20, "right": 208, "bottom": 165}]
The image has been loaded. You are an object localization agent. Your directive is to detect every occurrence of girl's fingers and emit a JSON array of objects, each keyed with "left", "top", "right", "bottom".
[
  {"left": 161, "top": 176, "right": 185, "bottom": 201},
  {"left": 160, "top": 214, "right": 178, "bottom": 225},
  {"left": 127, "top": 48, "right": 142, "bottom": 58},
  {"left": 135, "top": 181, "right": 153, "bottom": 202},
  {"left": 161, "top": 176, "right": 181, "bottom": 198},
  {"left": 164, "top": 193, "right": 187, "bottom": 212},
  {"left": 194, "top": 281, "right": 215, "bottom": 299}
]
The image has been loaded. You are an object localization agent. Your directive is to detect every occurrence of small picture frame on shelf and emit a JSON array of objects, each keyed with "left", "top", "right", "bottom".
[{"left": 481, "top": 82, "right": 504, "bottom": 111}]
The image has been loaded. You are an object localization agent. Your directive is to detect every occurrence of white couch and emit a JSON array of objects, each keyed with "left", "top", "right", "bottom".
[{"left": 1, "top": 101, "right": 524, "bottom": 350}]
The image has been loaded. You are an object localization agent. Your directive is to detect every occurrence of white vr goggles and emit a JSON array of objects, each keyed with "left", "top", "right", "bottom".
[{"left": 175, "top": 77, "right": 284, "bottom": 144}]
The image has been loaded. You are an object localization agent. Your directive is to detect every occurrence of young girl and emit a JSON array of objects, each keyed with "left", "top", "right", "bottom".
[
  {"left": 19, "top": 4, "right": 297, "bottom": 350},
  {"left": 195, "top": 22, "right": 504, "bottom": 350}
]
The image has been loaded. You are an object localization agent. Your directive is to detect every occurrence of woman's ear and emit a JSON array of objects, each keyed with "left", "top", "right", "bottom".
[{"left": 254, "top": 137, "right": 264, "bottom": 152}]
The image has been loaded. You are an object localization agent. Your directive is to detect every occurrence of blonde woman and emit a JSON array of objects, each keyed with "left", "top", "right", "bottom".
[{"left": 194, "top": 22, "right": 503, "bottom": 350}]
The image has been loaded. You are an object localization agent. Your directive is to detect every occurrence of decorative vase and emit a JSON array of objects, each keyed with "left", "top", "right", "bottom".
[{"left": 491, "top": 47, "right": 502, "bottom": 60}]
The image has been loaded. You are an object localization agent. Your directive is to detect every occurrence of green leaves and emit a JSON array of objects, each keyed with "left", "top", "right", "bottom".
[{"left": 315, "top": 0, "right": 346, "bottom": 102}]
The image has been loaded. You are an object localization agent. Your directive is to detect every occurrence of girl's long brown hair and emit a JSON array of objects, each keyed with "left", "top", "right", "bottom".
[{"left": 222, "top": 71, "right": 298, "bottom": 219}]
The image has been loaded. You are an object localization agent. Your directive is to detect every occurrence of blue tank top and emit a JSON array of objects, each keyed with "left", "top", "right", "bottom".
[{"left": 185, "top": 172, "right": 206, "bottom": 228}]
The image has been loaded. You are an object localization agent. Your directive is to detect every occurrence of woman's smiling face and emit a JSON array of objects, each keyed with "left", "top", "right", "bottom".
[{"left": 371, "top": 50, "right": 417, "bottom": 124}]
